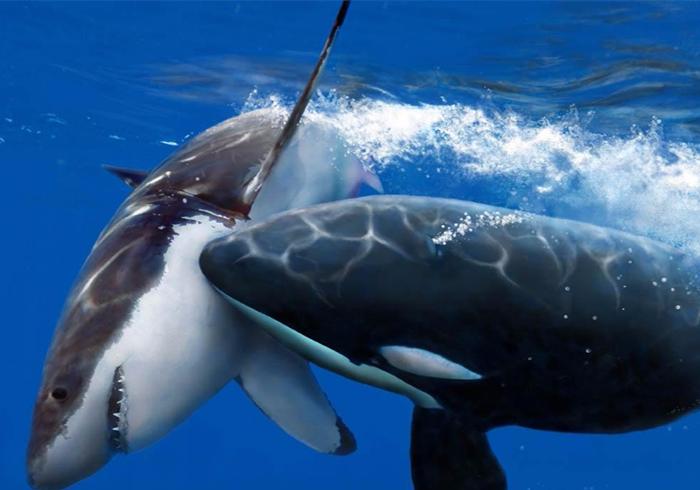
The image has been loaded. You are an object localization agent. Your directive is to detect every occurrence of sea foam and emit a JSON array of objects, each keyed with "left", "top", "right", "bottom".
[{"left": 244, "top": 92, "right": 700, "bottom": 254}]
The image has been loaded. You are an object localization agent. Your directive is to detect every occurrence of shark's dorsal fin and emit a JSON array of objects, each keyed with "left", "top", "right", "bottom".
[
  {"left": 102, "top": 164, "right": 149, "bottom": 189},
  {"left": 241, "top": 0, "right": 351, "bottom": 208}
]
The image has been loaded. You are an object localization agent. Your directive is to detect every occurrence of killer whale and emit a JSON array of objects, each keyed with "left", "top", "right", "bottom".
[
  {"left": 27, "top": 2, "right": 358, "bottom": 489},
  {"left": 201, "top": 195, "right": 700, "bottom": 490}
]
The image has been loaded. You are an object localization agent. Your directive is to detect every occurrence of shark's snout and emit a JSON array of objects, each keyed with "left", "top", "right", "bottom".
[
  {"left": 26, "top": 366, "right": 125, "bottom": 489},
  {"left": 26, "top": 425, "right": 111, "bottom": 490}
]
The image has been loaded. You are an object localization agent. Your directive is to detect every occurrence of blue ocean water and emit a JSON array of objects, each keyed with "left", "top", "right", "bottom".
[{"left": 3, "top": 1, "right": 700, "bottom": 488}]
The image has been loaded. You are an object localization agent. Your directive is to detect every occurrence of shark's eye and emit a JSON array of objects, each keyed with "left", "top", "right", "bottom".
[{"left": 51, "top": 387, "right": 68, "bottom": 401}]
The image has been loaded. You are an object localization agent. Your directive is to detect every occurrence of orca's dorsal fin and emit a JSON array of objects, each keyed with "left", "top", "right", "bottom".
[
  {"left": 241, "top": 0, "right": 351, "bottom": 208},
  {"left": 411, "top": 407, "right": 506, "bottom": 490},
  {"left": 102, "top": 164, "right": 149, "bottom": 189}
]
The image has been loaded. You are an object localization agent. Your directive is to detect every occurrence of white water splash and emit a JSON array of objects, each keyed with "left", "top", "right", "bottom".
[
  {"left": 242, "top": 93, "right": 700, "bottom": 254},
  {"left": 433, "top": 211, "right": 527, "bottom": 246}
]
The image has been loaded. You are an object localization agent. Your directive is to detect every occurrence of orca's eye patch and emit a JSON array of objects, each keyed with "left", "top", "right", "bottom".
[{"left": 50, "top": 387, "right": 68, "bottom": 401}]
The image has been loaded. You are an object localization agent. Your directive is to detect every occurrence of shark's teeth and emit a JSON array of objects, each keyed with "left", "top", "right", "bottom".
[{"left": 108, "top": 365, "right": 128, "bottom": 453}]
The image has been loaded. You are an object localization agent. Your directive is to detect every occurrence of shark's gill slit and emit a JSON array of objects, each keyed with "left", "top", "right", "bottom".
[{"left": 107, "top": 365, "right": 128, "bottom": 453}]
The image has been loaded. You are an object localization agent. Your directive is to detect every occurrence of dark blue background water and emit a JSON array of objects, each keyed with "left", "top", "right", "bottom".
[{"left": 3, "top": 2, "right": 700, "bottom": 489}]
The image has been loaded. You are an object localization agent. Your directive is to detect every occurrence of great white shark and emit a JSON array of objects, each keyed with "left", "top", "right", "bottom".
[
  {"left": 26, "top": 2, "right": 364, "bottom": 488},
  {"left": 201, "top": 195, "right": 700, "bottom": 490}
]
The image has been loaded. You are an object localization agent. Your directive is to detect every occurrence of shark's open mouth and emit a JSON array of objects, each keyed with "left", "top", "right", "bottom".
[{"left": 107, "top": 365, "right": 128, "bottom": 453}]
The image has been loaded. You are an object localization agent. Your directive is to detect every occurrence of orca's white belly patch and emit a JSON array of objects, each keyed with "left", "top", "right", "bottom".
[{"left": 380, "top": 345, "right": 482, "bottom": 381}]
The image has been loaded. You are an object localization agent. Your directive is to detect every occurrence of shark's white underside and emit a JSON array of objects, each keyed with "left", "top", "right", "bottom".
[{"left": 42, "top": 214, "right": 347, "bottom": 476}]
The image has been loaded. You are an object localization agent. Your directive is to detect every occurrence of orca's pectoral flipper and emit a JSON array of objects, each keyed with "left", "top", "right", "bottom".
[
  {"left": 411, "top": 407, "right": 506, "bottom": 490},
  {"left": 103, "top": 164, "right": 149, "bottom": 189}
]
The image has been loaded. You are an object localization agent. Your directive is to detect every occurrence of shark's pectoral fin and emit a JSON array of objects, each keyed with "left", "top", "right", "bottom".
[
  {"left": 411, "top": 407, "right": 505, "bottom": 490},
  {"left": 102, "top": 164, "right": 149, "bottom": 188},
  {"left": 238, "top": 335, "right": 356, "bottom": 455}
]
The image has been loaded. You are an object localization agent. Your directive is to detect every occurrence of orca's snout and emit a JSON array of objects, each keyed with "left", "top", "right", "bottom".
[
  {"left": 199, "top": 235, "right": 251, "bottom": 298},
  {"left": 200, "top": 231, "right": 291, "bottom": 309},
  {"left": 201, "top": 222, "right": 311, "bottom": 316}
]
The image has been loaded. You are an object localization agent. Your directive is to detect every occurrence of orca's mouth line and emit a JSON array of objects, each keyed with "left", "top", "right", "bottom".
[
  {"left": 214, "top": 287, "right": 441, "bottom": 409},
  {"left": 108, "top": 366, "right": 128, "bottom": 453}
]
